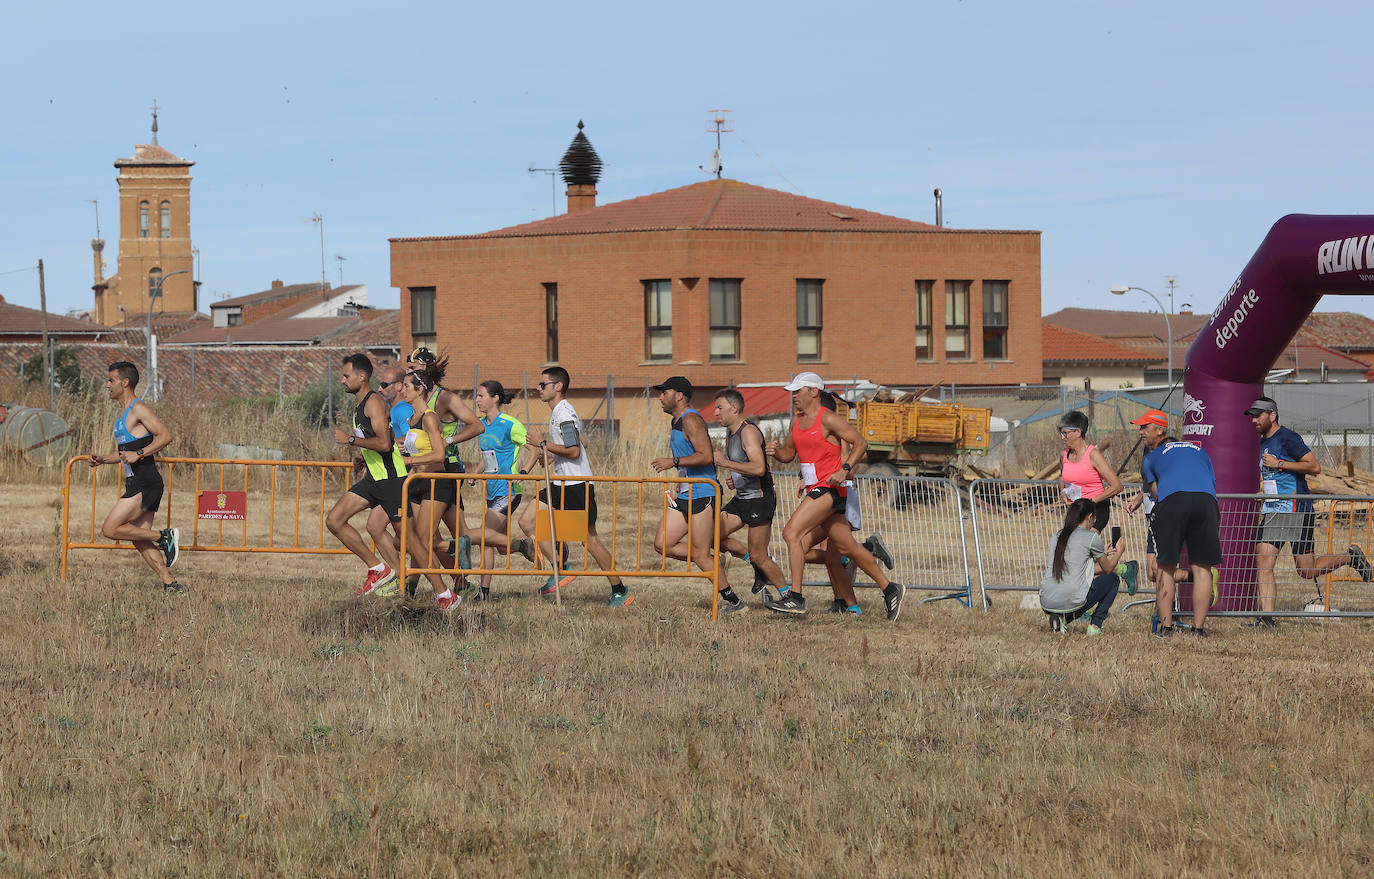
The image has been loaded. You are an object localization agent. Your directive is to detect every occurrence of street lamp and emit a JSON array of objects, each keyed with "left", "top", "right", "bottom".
[
  {"left": 147, "top": 269, "right": 190, "bottom": 401},
  {"left": 1111, "top": 285, "right": 1173, "bottom": 389}
]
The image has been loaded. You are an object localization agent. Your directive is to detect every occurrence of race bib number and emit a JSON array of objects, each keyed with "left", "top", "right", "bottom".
[
  {"left": 800, "top": 463, "right": 817, "bottom": 486},
  {"left": 1262, "top": 478, "right": 1278, "bottom": 496},
  {"left": 482, "top": 449, "right": 499, "bottom": 473}
]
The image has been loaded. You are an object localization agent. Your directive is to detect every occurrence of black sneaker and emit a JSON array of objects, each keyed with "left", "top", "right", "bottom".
[
  {"left": 827, "top": 598, "right": 847, "bottom": 614},
  {"left": 1192, "top": 627, "right": 1210, "bottom": 638},
  {"left": 1350, "top": 545, "right": 1372, "bottom": 582},
  {"left": 750, "top": 562, "right": 768, "bottom": 594},
  {"left": 163, "top": 580, "right": 185, "bottom": 594},
  {"left": 864, "top": 535, "right": 894, "bottom": 570},
  {"left": 719, "top": 592, "right": 746, "bottom": 614},
  {"left": 160, "top": 527, "right": 180, "bottom": 568},
  {"left": 405, "top": 574, "right": 420, "bottom": 599},
  {"left": 1245, "top": 616, "right": 1277, "bottom": 628},
  {"left": 1154, "top": 625, "right": 1174, "bottom": 638},
  {"left": 882, "top": 582, "right": 905, "bottom": 621},
  {"left": 474, "top": 586, "right": 492, "bottom": 602},
  {"left": 766, "top": 591, "right": 807, "bottom": 615},
  {"left": 518, "top": 538, "right": 537, "bottom": 564}
]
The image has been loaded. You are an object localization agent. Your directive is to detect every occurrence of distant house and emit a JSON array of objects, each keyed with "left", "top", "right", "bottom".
[
  {"left": 169, "top": 282, "right": 383, "bottom": 347},
  {"left": 1040, "top": 322, "right": 1164, "bottom": 389},
  {"left": 0, "top": 295, "right": 114, "bottom": 344}
]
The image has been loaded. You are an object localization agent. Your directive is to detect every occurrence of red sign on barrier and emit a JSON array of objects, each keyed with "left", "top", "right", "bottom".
[{"left": 197, "top": 490, "right": 247, "bottom": 521}]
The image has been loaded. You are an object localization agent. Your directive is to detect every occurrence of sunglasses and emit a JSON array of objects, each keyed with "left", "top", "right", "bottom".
[
  {"left": 1059, "top": 428, "right": 1080, "bottom": 435},
  {"left": 537, "top": 381, "right": 553, "bottom": 389}
]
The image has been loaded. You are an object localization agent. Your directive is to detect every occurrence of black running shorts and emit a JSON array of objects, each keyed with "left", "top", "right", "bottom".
[
  {"left": 349, "top": 476, "right": 404, "bottom": 522},
  {"left": 121, "top": 462, "right": 164, "bottom": 513},
  {"left": 805, "top": 485, "right": 847, "bottom": 515},
  {"left": 724, "top": 494, "right": 777, "bottom": 528},
  {"left": 672, "top": 495, "right": 715, "bottom": 516},
  {"left": 408, "top": 473, "right": 457, "bottom": 508},
  {"left": 537, "top": 482, "right": 598, "bottom": 529},
  {"left": 1152, "top": 491, "right": 1221, "bottom": 567}
]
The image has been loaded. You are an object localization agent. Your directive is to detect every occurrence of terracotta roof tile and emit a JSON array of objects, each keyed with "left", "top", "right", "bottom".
[
  {"left": 392, "top": 179, "right": 1034, "bottom": 242},
  {"left": 167, "top": 316, "right": 359, "bottom": 345},
  {"left": 1044, "top": 307, "right": 1207, "bottom": 343},
  {"left": 214, "top": 282, "right": 334, "bottom": 309},
  {"left": 0, "top": 297, "right": 112, "bottom": 336},
  {"left": 1041, "top": 323, "right": 1165, "bottom": 364}
]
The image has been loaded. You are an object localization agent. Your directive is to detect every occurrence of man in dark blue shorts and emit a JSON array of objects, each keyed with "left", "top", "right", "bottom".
[
  {"left": 1140, "top": 420, "right": 1221, "bottom": 637},
  {"left": 1247, "top": 396, "right": 1371, "bottom": 627}
]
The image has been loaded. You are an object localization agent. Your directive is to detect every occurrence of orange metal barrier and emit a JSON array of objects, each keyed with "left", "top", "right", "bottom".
[
  {"left": 1323, "top": 497, "right": 1374, "bottom": 607},
  {"left": 60, "top": 455, "right": 360, "bottom": 579},
  {"left": 397, "top": 472, "right": 725, "bottom": 618}
]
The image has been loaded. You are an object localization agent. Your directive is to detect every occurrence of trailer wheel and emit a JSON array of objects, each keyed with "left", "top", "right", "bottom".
[{"left": 862, "top": 462, "right": 911, "bottom": 509}]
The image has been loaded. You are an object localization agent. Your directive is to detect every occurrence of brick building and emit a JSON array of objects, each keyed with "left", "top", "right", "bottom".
[
  {"left": 92, "top": 107, "right": 196, "bottom": 326},
  {"left": 390, "top": 123, "right": 1043, "bottom": 401}
]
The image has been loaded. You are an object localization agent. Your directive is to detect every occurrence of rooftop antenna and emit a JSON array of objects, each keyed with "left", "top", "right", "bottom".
[
  {"left": 91, "top": 200, "right": 101, "bottom": 239},
  {"left": 311, "top": 213, "right": 327, "bottom": 288},
  {"left": 336, "top": 254, "right": 347, "bottom": 287},
  {"left": 150, "top": 98, "right": 160, "bottom": 145},
  {"left": 528, "top": 164, "right": 558, "bottom": 217},
  {"left": 700, "top": 109, "right": 732, "bottom": 178},
  {"left": 1164, "top": 274, "right": 1178, "bottom": 314}
]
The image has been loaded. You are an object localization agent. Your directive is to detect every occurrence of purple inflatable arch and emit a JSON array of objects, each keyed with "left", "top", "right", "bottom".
[{"left": 1183, "top": 214, "right": 1374, "bottom": 608}]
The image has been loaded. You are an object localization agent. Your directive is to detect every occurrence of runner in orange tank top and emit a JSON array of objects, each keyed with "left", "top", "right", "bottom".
[{"left": 765, "top": 372, "right": 905, "bottom": 620}]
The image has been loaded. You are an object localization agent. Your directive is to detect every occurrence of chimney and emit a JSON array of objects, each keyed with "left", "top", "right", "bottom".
[
  {"left": 271, "top": 279, "right": 284, "bottom": 290},
  {"left": 933, "top": 188, "right": 943, "bottom": 227},
  {"left": 559, "top": 121, "right": 602, "bottom": 215},
  {"left": 91, "top": 238, "right": 105, "bottom": 283}
]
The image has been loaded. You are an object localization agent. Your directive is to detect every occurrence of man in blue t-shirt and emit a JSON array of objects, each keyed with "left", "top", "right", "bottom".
[
  {"left": 1140, "top": 417, "right": 1221, "bottom": 637},
  {"left": 1247, "top": 396, "right": 1371, "bottom": 627}
]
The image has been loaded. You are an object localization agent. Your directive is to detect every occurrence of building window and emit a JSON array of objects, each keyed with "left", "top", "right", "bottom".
[
  {"left": 410, "top": 286, "right": 436, "bottom": 348},
  {"left": 148, "top": 267, "right": 162, "bottom": 299},
  {"left": 227, "top": 311, "right": 243, "bottom": 327},
  {"left": 644, "top": 279, "right": 671, "bottom": 361},
  {"left": 915, "top": 280, "right": 934, "bottom": 360},
  {"left": 160, "top": 201, "right": 171, "bottom": 238},
  {"left": 983, "top": 280, "right": 1010, "bottom": 359},
  {"left": 945, "top": 280, "right": 971, "bottom": 360},
  {"left": 544, "top": 283, "right": 559, "bottom": 363},
  {"left": 709, "top": 278, "right": 741, "bottom": 361},
  {"left": 796, "top": 279, "right": 823, "bottom": 361},
  {"left": 139, "top": 202, "right": 149, "bottom": 238}
]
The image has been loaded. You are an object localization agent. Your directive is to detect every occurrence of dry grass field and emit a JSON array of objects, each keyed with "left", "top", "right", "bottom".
[{"left": 7, "top": 476, "right": 1374, "bottom": 878}]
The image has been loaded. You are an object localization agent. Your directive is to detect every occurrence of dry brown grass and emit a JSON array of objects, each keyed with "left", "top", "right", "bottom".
[{"left": 8, "top": 480, "right": 1374, "bottom": 877}]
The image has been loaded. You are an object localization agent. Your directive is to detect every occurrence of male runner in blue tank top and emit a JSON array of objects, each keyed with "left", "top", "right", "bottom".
[
  {"left": 86, "top": 361, "right": 182, "bottom": 592},
  {"left": 649, "top": 377, "right": 731, "bottom": 608},
  {"left": 326, "top": 353, "right": 407, "bottom": 597}
]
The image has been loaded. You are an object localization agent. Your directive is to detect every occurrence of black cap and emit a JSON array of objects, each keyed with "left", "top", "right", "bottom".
[{"left": 652, "top": 376, "right": 693, "bottom": 397}]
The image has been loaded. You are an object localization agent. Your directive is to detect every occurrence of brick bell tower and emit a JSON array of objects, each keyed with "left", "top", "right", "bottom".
[{"left": 93, "top": 102, "right": 196, "bottom": 326}]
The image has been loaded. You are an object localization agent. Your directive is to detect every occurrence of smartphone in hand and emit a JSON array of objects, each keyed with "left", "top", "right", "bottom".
[{"left": 1111, "top": 526, "right": 1122, "bottom": 546}]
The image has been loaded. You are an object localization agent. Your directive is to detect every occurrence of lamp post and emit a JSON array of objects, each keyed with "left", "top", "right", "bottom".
[
  {"left": 147, "top": 269, "right": 190, "bottom": 401},
  {"left": 1111, "top": 285, "right": 1173, "bottom": 389}
]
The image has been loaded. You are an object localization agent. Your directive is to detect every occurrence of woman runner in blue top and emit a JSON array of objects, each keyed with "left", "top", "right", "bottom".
[{"left": 470, "top": 380, "right": 536, "bottom": 600}]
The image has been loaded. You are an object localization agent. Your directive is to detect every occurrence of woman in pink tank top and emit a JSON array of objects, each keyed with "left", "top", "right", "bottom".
[{"left": 1057, "top": 410, "right": 1122, "bottom": 532}]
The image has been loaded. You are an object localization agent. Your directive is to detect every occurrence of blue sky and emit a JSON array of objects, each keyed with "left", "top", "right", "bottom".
[{"left": 3, "top": 0, "right": 1372, "bottom": 321}]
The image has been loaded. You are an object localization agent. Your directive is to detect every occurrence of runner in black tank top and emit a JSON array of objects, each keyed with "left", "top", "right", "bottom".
[{"left": 711, "top": 388, "right": 790, "bottom": 608}]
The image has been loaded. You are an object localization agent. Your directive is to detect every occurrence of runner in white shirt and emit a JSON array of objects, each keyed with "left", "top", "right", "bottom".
[{"left": 516, "top": 367, "right": 631, "bottom": 606}]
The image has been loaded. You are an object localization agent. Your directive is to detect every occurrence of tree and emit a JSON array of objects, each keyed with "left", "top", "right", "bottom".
[{"left": 18, "top": 347, "right": 88, "bottom": 394}]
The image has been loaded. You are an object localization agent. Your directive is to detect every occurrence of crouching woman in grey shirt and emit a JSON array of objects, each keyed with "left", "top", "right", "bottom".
[{"left": 1040, "top": 497, "right": 1126, "bottom": 635}]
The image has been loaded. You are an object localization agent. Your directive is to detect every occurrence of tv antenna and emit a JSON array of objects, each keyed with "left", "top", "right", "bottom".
[
  {"left": 700, "top": 109, "right": 732, "bottom": 178},
  {"left": 528, "top": 164, "right": 558, "bottom": 217},
  {"left": 336, "top": 254, "right": 347, "bottom": 287},
  {"left": 1164, "top": 274, "right": 1178, "bottom": 314}
]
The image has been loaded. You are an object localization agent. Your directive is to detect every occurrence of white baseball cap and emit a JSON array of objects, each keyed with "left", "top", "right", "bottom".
[{"left": 783, "top": 371, "right": 825, "bottom": 391}]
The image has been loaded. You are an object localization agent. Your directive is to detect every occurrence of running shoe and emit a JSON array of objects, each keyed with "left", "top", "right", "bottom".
[
  {"left": 375, "top": 578, "right": 400, "bottom": 598},
  {"left": 882, "top": 582, "right": 905, "bottom": 621},
  {"left": 1048, "top": 614, "right": 1063, "bottom": 633},
  {"left": 435, "top": 591, "right": 461, "bottom": 611},
  {"left": 863, "top": 535, "right": 894, "bottom": 570},
  {"left": 1191, "top": 627, "right": 1210, "bottom": 638},
  {"left": 457, "top": 536, "right": 472, "bottom": 571},
  {"left": 162, "top": 580, "right": 184, "bottom": 594},
  {"left": 750, "top": 562, "right": 768, "bottom": 594},
  {"left": 1118, "top": 560, "right": 1139, "bottom": 595},
  {"left": 828, "top": 598, "right": 848, "bottom": 614},
  {"left": 1086, "top": 623, "right": 1103, "bottom": 636},
  {"left": 457, "top": 581, "right": 480, "bottom": 603},
  {"left": 356, "top": 565, "right": 396, "bottom": 597},
  {"left": 766, "top": 591, "right": 807, "bottom": 615},
  {"left": 1154, "top": 625, "right": 1174, "bottom": 639},
  {"left": 1350, "top": 545, "right": 1373, "bottom": 582},
  {"left": 607, "top": 590, "right": 635, "bottom": 608},
  {"left": 539, "top": 576, "right": 559, "bottom": 596},
  {"left": 518, "top": 538, "right": 537, "bottom": 564},
  {"left": 474, "top": 586, "right": 492, "bottom": 602},
  {"left": 718, "top": 592, "right": 746, "bottom": 614},
  {"left": 1245, "top": 616, "right": 1278, "bottom": 628},
  {"left": 405, "top": 574, "right": 420, "bottom": 599},
  {"left": 160, "top": 527, "right": 180, "bottom": 569}
]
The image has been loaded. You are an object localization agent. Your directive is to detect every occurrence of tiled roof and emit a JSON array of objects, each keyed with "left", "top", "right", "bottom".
[
  {"left": 115, "top": 143, "right": 193, "bottom": 166},
  {"left": 1043, "top": 307, "right": 1208, "bottom": 343},
  {"left": 392, "top": 179, "right": 1028, "bottom": 242},
  {"left": 1271, "top": 344, "right": 1371, "bottom": 374},
  {"left": 167, "top": 316, "right": 360, "bottom": 345},
  {"left": 329, "top": 310, "right": 401, "bottom": 349},
  {"left": 0, "top": 343, "right": 400, "bottom": 401},
  {"left": 1290, "top": 311, "right": 1374, "bottom": 351},
  {"left": 700, "top": 382, "right": 860, "bottom": 423},
  {"left": 213, "top": 282, "right": 335, "bottom": 309},
  {"left": 0, "top": 296, "right": 112, "bottom": 336},
  {"left": 1041, "top": 323, "right": 1165, "bottom": 364}
]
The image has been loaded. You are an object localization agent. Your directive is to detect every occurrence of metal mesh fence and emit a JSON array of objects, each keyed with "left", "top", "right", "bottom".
[{"left": 764, "top": 471, "right": 972, "bottom": 605}]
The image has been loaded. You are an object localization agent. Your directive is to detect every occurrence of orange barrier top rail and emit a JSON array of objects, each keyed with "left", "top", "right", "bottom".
[
  {"left": 397, "top": 472, "right": 724, "bottom": 617},
  {"left": 61, "top": 455, "right": 358, "bottom": 579}
]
